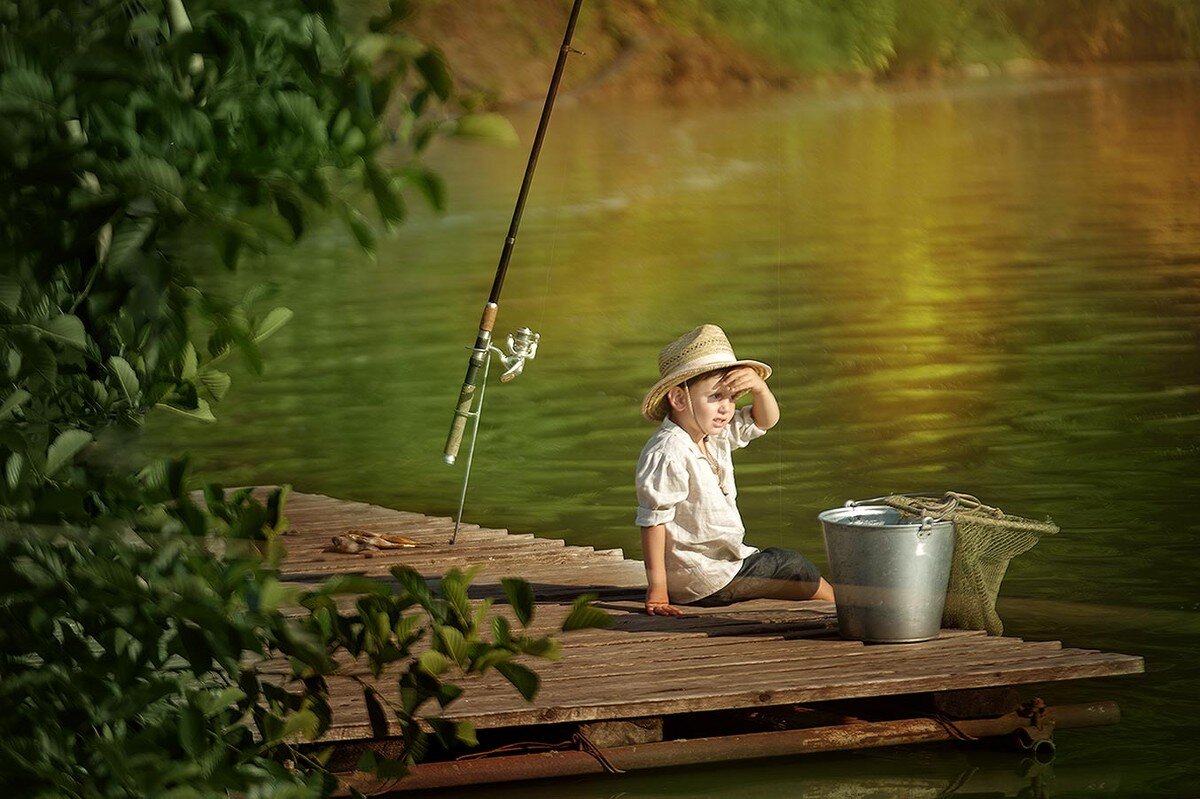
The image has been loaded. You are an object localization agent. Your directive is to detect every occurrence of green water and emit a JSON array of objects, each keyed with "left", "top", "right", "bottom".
[{"left": 150, "top": 67, "right": 1200, "bottom": 797}]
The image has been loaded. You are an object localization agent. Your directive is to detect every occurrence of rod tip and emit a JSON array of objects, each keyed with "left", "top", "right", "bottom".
[{"left": 443, "top": 454, "right": 457, "bottom": 465}]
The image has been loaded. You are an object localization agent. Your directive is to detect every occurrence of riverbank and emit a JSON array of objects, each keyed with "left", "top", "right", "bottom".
[{"left": 404, "top": 0, "right": 1200, "bottom": 106}]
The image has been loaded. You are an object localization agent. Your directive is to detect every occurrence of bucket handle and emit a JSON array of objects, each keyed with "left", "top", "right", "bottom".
[{"left": 845, "top": 491, "right": 964, "bottom": 521}]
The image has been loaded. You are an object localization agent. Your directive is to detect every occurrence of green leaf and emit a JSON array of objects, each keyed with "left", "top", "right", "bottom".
[
  {"left": 276, "top": 91, "right": 326, "bottom": 143},
  {"left": 197, "top": 369, "right": 231, "bottom": 402},
  {"left": 338, "top": 205, "right": 376, "bottom": 255},
  {"left": 393, "top": 613, "right": 423, "bottom": 647},
  {"left": 400, "top": 166, "right": 446, "bottom": 211},
  {"left": 453, "top": 113, "right": 519, "bottom": 146},
  {"left": 490, "top": 615, "right": 511, "bottom": 645},
  {"left": 108, "top": 356, "right": 140, "bottom": 402},
  {"left": 0, "top": 67, "right": 54, "bottom": 115},
  {"left": 434, "top": 682, "right": 463, "bottom": 709},
  {"left": 500, "top": 578, "right": 535, "bottom": 627},
  {"left": 156, "top": 397, "right": 217, "bottom": 422},
  {"left": 517, "top": 635, "right": 561, "bottom": 660},
  {"left": 179, "top": 705, "right": 205, "bottom": 756},
  {"left": 280, "top": 708, "right": 321, "bottom": 741},
  {"left": 112, "top": 155, "right": 186, "bottom": 213},
  {"left": 45, "top": 429, "right": 92, "bottom": 475},
  {"left": 273, "top": 192, "right": 305, "bottom": 240},
  {"left": 455, "top": 720, "right": 478, "bottom": 747},
  {"left": 309, "top": 574, "right": 391, "bottom": 597},
  {"left": 425, "top": 717, "right": 460, "bottom": 749},
  {"left": 358, "top": 749, "right": 408, "bottom": 779},
  {"left": 561, "top": 603, "right": 613, "bottom": 632},
  {"left": 196, "top": 687, "right": 246, "bottom": 716},
  {"left": 364, "top": 165, "right": 405, "bottom": 229},
  {"left": 469, "top": 647, "right": 513, "bottom": 673},
  {"left": 180, "top": 342, "right": 198, "bottom": 381},
  {"left": 106, "top": 217, "right": 154, "bottom": 270},
  {"left": 6, "top": 451, "right": 24, "bottom": 490},
  {"left": 418, "top": 649, "right": 450, "bottom": 676},
  {"left": 495, "top": 661, "right": 539, "bottom": 701},
  {"left": 28, "top": 315, "right": 88, "bottom": 349},
  {"left": 415, "top": 48, "right": 453, "bottom": 101},
  {"left": 233, "top": 207, "right": 292, "bottom": 244},
  {"left": 363, "top": 686, "right": 389, "bottom": 738},
  {"left": 255, "top": 577, "right": 289, "bottom": 612},
  {"left": 0, "top": 389, "right": 31, "bottom": 420},
  {"left": 440, "top": 570, "right": 472, "bottom": 628},
  {"left": 252, "top": 307, "right": 293, "bottom": 343},
  {"left": 437, "top": 626, "right": 468, "bottom": 665}
]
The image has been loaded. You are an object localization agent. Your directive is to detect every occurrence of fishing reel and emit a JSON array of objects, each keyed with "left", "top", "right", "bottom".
[{"left": 488, "top": 326, "right": 540, "bottom": 383}]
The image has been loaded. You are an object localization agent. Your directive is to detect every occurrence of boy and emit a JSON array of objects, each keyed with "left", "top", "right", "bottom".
[{"left": 635, "top": 325, "right": 835, "bottom": 616}]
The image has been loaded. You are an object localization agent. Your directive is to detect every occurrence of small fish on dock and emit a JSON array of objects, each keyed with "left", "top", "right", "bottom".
[{"left": 325, "top": 530, "right": 422, "bottom": 555}]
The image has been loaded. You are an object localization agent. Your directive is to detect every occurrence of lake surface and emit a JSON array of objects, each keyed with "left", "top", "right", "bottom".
[{"left": 150, "top": 67, "right": 1200, "bottom": 797}]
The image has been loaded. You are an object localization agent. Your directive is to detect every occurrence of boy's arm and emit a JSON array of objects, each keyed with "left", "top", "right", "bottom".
[
  {"left": 641, "top": 524, "right": 684, "bottom": 616},
  {"left": 718, "top": 367, "right": 779, "bottom": 430}
]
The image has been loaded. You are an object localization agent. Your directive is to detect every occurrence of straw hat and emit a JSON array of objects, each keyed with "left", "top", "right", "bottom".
[{"left": 641, "top": 325, "right": 772, "bottom": 422}]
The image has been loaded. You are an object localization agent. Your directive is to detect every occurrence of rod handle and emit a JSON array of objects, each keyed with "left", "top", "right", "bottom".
[{"left": 443, "top": 303, "right": 498, "bottom": 464}]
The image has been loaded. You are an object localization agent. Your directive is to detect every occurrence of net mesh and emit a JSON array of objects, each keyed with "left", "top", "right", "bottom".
[{"left": 879, "top": 492, "right": 1059, "bottom": 635}]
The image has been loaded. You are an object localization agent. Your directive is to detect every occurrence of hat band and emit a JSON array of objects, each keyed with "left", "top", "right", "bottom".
[{"left": 659, "top": 349, "right": 738, "bottom": 379}]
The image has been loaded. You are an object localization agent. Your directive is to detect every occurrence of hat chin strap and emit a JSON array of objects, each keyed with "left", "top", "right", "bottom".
[{"left": 683, "top": 384, "right": 706, "bottom": 442}]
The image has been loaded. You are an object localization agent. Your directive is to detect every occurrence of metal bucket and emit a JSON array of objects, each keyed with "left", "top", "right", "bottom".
[{"left": 819, "top": 504, "right": 955, "bottom": 643}]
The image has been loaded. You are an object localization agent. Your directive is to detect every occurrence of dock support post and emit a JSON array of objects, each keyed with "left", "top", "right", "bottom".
[{"left": 335, "top": 701, "right": 1119, "bottom": 793}]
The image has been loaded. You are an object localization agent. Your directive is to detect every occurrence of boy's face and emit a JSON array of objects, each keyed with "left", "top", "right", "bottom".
[{"left": 669, "top": 373, "right": 736, "bottom": 439}]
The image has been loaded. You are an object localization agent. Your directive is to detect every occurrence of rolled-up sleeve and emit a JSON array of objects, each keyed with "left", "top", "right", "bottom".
[
  {"left": 635, "top": 450, "right": 689, "bottom": 527},
  {"left": 726, "top": 406, "right": 767, "bottom": 449}
]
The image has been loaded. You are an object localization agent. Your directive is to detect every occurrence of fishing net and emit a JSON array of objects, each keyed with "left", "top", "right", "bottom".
[{"left": 880, "top": 492, "right": 1058, "bottom": 636}]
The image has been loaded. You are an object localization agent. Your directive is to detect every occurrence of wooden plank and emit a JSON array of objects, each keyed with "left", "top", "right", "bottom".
[{"left": 316, "top": 650, "right": 1143, "bottom": 738}]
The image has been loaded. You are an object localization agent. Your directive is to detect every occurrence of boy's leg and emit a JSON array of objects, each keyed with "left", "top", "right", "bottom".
[{"left": 727, "top": 547, "right": 833, "bottom": 602}]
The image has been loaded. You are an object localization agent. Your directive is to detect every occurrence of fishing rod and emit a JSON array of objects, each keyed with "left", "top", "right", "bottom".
[{"left": 443, "top": 0, "right": 586, "bottom": 543}]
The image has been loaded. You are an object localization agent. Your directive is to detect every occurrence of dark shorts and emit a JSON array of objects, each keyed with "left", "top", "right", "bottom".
[{"left": 690, "top": 547, "right": 823, "bottom": 607}]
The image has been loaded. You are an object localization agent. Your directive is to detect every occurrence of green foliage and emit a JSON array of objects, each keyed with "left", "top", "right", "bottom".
[
  {"left": 0, "top": 483, "right": 607, "bottom": 796},
  {"left": 661, "top": 0, "right": 1198, "bottom": 75},
  {"left": 0, "top": 0, "right": 479, "bottom": 531},
  {"left": 0, "top": 0, "right": 610, "bottom": 795}
]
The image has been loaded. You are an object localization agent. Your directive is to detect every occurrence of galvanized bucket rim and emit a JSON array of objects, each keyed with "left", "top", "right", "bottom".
[{"left": 818, "top": 504, "right": 955, "bottom": 533}]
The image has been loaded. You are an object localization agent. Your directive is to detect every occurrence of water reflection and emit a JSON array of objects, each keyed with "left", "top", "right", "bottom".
[{"left": 150, "top": 67, "right": 1200, "bottom": 796}]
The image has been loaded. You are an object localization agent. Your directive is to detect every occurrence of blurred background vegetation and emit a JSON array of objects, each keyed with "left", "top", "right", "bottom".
[
  {"left": 667, "top": 0, "right": 1200, "bottom": 71},
  {"left": 405, "top": 0, "right": 1200, "bottom": 104}
]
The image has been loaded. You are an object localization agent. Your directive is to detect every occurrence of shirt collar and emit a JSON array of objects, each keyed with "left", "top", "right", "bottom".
[{"left": 660, "top": 415, "right": 709, "bottom": 455}]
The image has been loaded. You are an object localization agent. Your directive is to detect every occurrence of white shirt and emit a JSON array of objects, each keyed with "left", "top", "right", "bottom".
[{"left": 634, "top": 406, "right": 767, "bottom": 603}]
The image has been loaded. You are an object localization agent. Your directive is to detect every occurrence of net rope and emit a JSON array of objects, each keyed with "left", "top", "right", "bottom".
[{"left": 879, "top": 492, "right": 1059, "bottom": 635}]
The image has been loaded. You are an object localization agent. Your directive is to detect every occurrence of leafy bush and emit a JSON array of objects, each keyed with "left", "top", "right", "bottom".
[
  {"left": 0, "top": 482, "right": 594, "bottom": 797},
  {"left": 0, "top": 1, "right": 592, "bottom": 796}
]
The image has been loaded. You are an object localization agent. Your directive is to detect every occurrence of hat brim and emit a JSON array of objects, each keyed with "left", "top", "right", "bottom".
[{"left": 641, "top": 359, "right": 772, "bottom": 422}]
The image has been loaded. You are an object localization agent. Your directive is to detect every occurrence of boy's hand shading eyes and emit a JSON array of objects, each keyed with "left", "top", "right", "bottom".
[{"left": 716, "top": 367, "right": 766, "bottom": 399}]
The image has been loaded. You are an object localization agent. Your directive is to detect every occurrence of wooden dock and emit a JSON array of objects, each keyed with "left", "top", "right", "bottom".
[{"left": 269, "top": 489, "right": 1144, "bottom": 790}]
